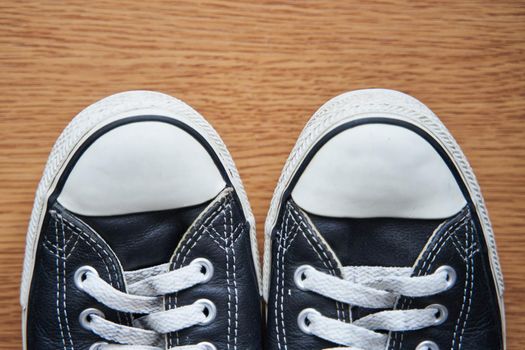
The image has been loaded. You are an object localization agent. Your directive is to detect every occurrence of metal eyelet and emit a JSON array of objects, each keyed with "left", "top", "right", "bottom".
[
  {"left": 191, "top": 258, "right": 214, "bottom": 283},
  {"left": 297, "top": 308, "right": 321, "bottom": 335},
  {"left": 195, "top": 299, "right": 217, "bottom": 326},
  {"left": 74, "top": 266, "right": 98, "bottom": 291},
  {"left": 79, "top": 308, "right": 105, "bottom": 331},
  {"left": 415, "top": 340, "right": 439, "bottom": 350},
  {"left": 427, "top": 304, "right": 448, "bottom": 325},
  {"left": 198, "top": 342, "right": 217, "bottom": 350},
  {"left": 435, "top": 265, "right": 457, "bottom": 290},
  {"left": 89, "top": 342, "right": 108, "bottom": 350},
  {"left": 294, "top": 265, "right": 315, "bottom": 290}
]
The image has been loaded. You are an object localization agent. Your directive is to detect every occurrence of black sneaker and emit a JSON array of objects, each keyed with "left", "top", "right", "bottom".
[
  {"left": 264, "top": 89, "right": 505, "bottom": 350},
  {"left": 21, "top": 91, "right": 262, "bottom": 350}
]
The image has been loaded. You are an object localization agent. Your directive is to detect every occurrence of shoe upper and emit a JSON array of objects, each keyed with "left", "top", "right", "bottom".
[
  {"left": 25, "top": 111, "right": 262, "bottom": 349},
  {"left": 265, "top": 90, "right": 504, "bottom": 350}
]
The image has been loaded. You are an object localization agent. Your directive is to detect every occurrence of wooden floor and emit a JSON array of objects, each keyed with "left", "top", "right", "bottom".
[{"left": 1, "top": 1, "right": 524, "bottom": 348}]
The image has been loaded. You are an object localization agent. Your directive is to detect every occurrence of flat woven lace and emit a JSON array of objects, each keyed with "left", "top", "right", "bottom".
[
  {"left": 78, "top": 261, "right": 212, "bottom": 350},
  {"left": 298, "top": 265, "right": 453, "bottom": 350}
]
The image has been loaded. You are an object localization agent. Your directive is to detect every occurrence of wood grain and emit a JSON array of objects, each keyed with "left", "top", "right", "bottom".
[{"left": 1, "top": 1, "right": 524, "bottom": 348}]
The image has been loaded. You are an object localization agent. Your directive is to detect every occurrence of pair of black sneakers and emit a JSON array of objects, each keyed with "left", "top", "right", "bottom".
[{"left": 21, "top": 89, "right": 505, "bottom": 350}]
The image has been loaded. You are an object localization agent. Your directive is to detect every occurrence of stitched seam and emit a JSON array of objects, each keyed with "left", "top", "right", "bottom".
[
  {"left": 274, "top": 229, "right": 283, "bottom": 349},
  {"left": 43, "top": 240, "right": 61, "bottom": 257},
  {"left": 173, "top": 197, "right": 230, "bottom": 266},
  {"left": 392, "top": 213, "right": 470, "bottom": 350},
  {"left": 43, "top": 234, "right": 80, "bottom": 260},
  {"left": 279, "top": 210, "right": 297, "bottom": 350},
  {"left": 418, "top": 213, "right": 469, "bottom": 274},
  {"left": 452, "top": 224, "right": 476, "bottom": 350},
  {"left": 276, "top": 210, "right": 289, "bottom": 349},
  {"left": 450, "top": 235, "right": 467, "bottom": 261},
  {"left": 460, "top": 229, "right": 475, "bottom": 349},
  {"left": 57, "top": 213, "right": 129, "bottom": 325},
  {"left": 168, "top": 193, "right": 233, "bottom": 347},
  {"left": 288, "top": 204, "right": 344, "bottom": 321},
  {"left": 226, "top": 204, "right": 232, "bottom": 350},
  {"left": 274, "top": 217, "right": 284, "bottom": 349},
  {"left": 274, "top": 206, "right": 303, "bottom": 350},
  {"left": 205, "top": 221, "right": 243, "bottom": 248},
  {"left": 59, "top": 218, "right": 74, "bottom": 349},
  {"left": 451, "top": 226, "right": 470, "bottom": 350},
  {"left": 279, "top": 233, "right": 288, "bottom": 350},
  {"left": 56, "top": 215, "right": 120, "bottom": 286},
  {"left": 231, "top": 205, "right": 239, "bottom": 350},
  {"left": 55, "top": 217, "right": 67, "bottom": 350},
  {"left": 397, "top": 221, "right": 465, "bottom": 349}
]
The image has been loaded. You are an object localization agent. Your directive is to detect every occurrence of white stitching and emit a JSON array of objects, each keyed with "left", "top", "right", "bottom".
[
  {"left": 274, "top": 226, "right": 283, "bottom": 350},
  {"left": 393, "top": 211, "right": 470, "bottom": 350},
  {"left": 459, "top": 226, "right": 476, "bottom": 349},
  {"left": 274, "top": 210, "right": 288, "bottom": 349},
  {"left": 57, "top": 213, "right": 129, "bottom": 325},
  {"left": 168, "top": 192, "right": 234, "bottom": 347},
  {"left": 451, "top": 224, "right": 476, "bottom": 350},
  {"left": 57, "top": 215, "right": 121, "bottom": 289},
  {"left": 231, "top": 204, "right": 239, "bottom": 350},
  {"left": 418, "top": 213, "right": 469, "bottom": 274},
  {"left": 288, "top": 204, "right": 345, "bottom": 321},
  {"left": 279, "top": 223, "right": 289, "bottom": 350},
  {"left": 226, "top": 204, "right": 232, "bottom": 350},
  {"left": 170, "top": 204, "right": 222, "bottom": 347},
  {"left": 451, "top": 226, "right": 470, "bottom": 350},
  {"left": 55, "top": 217, "right": 67, "bottom": 350},
  {"left": 59, "top": 218, "right": 74, "bottom": 349}
]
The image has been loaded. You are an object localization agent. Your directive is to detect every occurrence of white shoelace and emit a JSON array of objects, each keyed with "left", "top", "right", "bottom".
[
  {"left": 295, "top": 265, "right": 456, "bottom": 350},
  {"left": 75, "top": 259, "right": 218, "bottom": 350}
]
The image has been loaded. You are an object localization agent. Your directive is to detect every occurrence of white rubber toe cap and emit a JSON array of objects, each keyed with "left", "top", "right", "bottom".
[
  {"left": 57, "top": 121, "right": 226, "bottom": 216},
  {"left": 291, "top": 123, "right": 466, "bottom": 219}
]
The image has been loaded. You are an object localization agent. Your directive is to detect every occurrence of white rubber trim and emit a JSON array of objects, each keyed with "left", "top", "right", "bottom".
[
  {"left": 263, "top": 89, "right": 505, "bottom": 342},
  {"left": 20, "top": 90, "right": 261, "bottom": 315}
]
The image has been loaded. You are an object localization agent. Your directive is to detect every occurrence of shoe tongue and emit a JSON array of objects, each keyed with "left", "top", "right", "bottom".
[
  {"left": 66, "top": 192, "right": 225, "bottom": 271},
  {"left": 307, "top": 214, "right": 444, "bottom": 268}
]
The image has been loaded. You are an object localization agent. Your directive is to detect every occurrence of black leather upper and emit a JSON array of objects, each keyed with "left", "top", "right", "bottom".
[
  {"left": 25, "top": 116, "right": 262, "bottom": 350},
  {"left": 78, "top": 202, "right": 210, "bottom": 271},
  {"left": 265, "top": 118, "right": 504, "bottom": 350},
  {"left": 388, "top": 207, "right": 503, "bottom": 350},
  {"left": 166, "top": 190, "right": 262, "bottom": 349},
  {"left": 267, "top": 202, "right": 345, "bottom": 350},
  {"left": 27, "top": 204, "right": 132, "bottom": 350},
  {"left": 266, "top": 201, "right": 503, "bottom": 350},
  {"left": 309, "top": 214, "right": 443, "bottom": 268},
  {"left": 26, "top": 189, "right": 262, "bottom": 350}
]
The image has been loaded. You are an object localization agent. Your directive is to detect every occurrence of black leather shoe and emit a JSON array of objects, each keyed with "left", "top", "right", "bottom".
[
  {"left": 21, "top": 91, "right": 262, "bottom": 350},
  {"left": 263, "top": 89, "right": 505, "bottom": 350}
]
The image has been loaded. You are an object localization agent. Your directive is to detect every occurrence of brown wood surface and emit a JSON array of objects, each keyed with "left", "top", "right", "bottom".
[{"left": 1, "top": 1, "right": 524, "bottom": 348}]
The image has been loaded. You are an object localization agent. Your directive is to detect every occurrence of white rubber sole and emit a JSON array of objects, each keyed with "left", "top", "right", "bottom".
[
  {"left": 20, "top": 91, "right": 262, "bottom": 342},
  {"left": 263, "top": 88, "right": 505, "bottom": 342}
]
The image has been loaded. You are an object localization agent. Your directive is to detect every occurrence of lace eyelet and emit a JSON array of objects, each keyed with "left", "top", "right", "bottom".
[
  {"left": 427, "top": 304, "right": 448, "bottom": 325},
  {"left": 74, "top": 266, "right": 99, "bottom": 291},
  {"left": 191, "top": 258, "right": 214, "bottom": 283},
  {"left": 294, "top": 265, "right": 315, "bottom": 290},
  {"left": 297, "top": 308, "right": 320, "bottom": 335},
  {"left": 195, "top": 299, "right": 217, "bottom": 325},
  {"left": 89, "top": 342, "right": 108, "bottom": 350},
  {"left": 435, "top": 265, "right": 456, "bottom": 290},
  {"left": 198, "top": 341, "right": 217, "bottom": 350},
  {"left": 415, "top": 340, "right": 439, "bottom": 350},
  {"left": 79, "top": 308, "right": 105, "bottom": 331}
]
